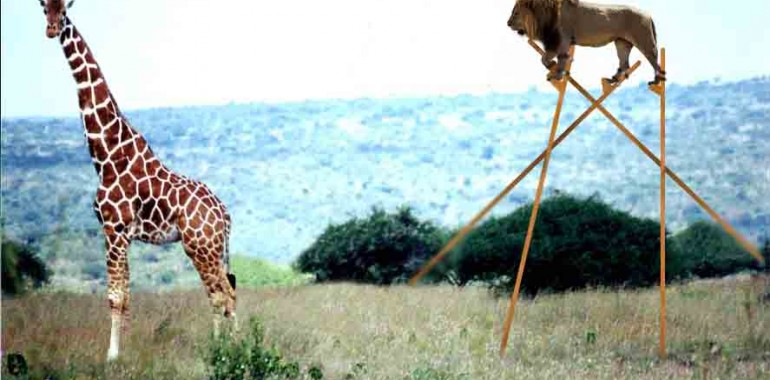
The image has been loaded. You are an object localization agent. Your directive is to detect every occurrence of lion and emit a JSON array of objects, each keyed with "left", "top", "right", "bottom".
[{"left": 507, "top": 0, "right": 665, "bottom": 85}]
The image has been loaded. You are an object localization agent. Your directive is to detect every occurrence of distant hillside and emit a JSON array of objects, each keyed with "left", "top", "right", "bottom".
[{"left": 1, "top": 77, "right": 768, "bottom": 288}]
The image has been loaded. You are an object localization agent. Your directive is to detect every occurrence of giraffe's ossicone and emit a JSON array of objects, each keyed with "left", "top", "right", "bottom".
[{"left": 38, "top": 0, "right": 237, "bottom": 361}]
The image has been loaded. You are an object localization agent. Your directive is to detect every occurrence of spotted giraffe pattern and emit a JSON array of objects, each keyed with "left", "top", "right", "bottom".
[{"left": 43, "top": 0, "right": 236, "bottom": 359}]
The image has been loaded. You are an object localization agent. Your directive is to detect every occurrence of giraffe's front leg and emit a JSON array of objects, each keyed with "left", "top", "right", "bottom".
[{"left": 104, "top": 231, "right": 131, "bottom": 361}]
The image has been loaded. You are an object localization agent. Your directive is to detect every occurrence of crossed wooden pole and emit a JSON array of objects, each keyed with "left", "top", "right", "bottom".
[{"left": 409, "top": 40, "right": 765, "bottom": 359}]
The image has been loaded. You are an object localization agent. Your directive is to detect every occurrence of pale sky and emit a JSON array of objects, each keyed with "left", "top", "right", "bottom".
[{"left": 1, "top": 0, "right": 769, "bottom": 118}]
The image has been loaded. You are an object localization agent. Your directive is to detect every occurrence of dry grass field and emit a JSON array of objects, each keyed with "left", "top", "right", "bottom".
[{"left": 2, "top": 275, "right": 769, "bottom": 379}]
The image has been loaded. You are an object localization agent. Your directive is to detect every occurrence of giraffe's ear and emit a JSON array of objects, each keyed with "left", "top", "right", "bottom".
[{"left": 66, "top": 0, "right": 74, "bottom": 9}]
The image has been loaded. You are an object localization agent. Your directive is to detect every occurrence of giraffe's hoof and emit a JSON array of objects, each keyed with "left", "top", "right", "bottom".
[{"left": 106, "top": 349, "right": 119, "bottom": 361}]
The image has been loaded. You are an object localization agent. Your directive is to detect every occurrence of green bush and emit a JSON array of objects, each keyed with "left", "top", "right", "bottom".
[
  {"left": 231, "top": 256, "right": 312, "bottom": 288},
  {"left": 1, "top": 235, "right": 51, "bottom": 296},
  {"left": 294, "top": 206, "right": 449, "bottom": 285},
  {"left": 454, "top": 193, "right": 681, "bottom": 295},
  {"left": 671, "top": 221, "right": 758, "bottom": 278},
  {"left": 205, "top": 317, "right": 312, "bottom": 380}
]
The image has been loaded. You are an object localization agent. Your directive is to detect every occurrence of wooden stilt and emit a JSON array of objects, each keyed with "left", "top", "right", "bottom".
[
  {"left": 409, "top": 68, "right": 640, "bottom": 287},
  {"left": 572, "top": 82, "right": 764, "bottom": 264},
  {"left": 530, "top": 42, "right": 764, "bottom": 264},
  {"left": 499, "top": 46, "right": 574, "bottom": 357},
  {"left": 409, "top": 39, "right": 764, "bottom": 361},
  {"left": 652, "top": 48, "right": 667, "bottom": 359},
  {"left": 408, "top": 60, "right": 641, "bottom": 286}
]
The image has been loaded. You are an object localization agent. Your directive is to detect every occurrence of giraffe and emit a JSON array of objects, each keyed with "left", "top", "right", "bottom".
[{"left": 38, "top": 0, "right": 237, "bottom": 360}]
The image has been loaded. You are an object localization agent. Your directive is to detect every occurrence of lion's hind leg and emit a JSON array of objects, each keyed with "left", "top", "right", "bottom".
[
  {"left": 609, "top": 39, "right": 633, "bottom": 83},
  {"left": 643, "top": 49, "right": 666, "bottom": 86},
  {"left": 632, "top": 35, "right": 665, "bottom": 85}
]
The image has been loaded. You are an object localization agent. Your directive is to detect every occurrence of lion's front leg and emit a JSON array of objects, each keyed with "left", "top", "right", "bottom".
[
  {"left": 546, "top": 39, "right": 572, "bottom": 81},
  {"left": 541, "top": 50, "right": 560, "bottom": 81},
  {"left": 541, "top": 50, "right": 557, "bottom": 69},
  {"left": 547, "top": 51, "right": 571, "bottom": 81}
]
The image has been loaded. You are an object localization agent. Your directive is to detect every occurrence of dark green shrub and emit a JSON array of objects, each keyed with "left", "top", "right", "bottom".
[
  {"left": 3, "top": 352, "right": 28, "bottom": 377},
  {"left": 671, "top": 221, "right": 757, "bottom": 278},
  {"left": 205, "top": 317, "right": 310, "bottom": 380},
  {"left": 308, "top": 365, "right": 324, "bottom": 380},
  {"left": 761, "top": 236, "right": 770, "bottom": 272},
  {"left": 294, "top": 206, "right": 449, "bottom": 285},
  {"left": 455, "top": 193, "right": 681, "bottom": 294},
  {"left": 1, "top": 235, "right": 51, "bottom": 296}
]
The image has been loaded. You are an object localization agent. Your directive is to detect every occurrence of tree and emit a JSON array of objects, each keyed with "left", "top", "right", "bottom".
[
  {"left": 454, "top": 193, "right": 681, "bottom": 295},
  {"left": 760, "top": 235, "right": 770, "bottom": 273},
  {"left": 671, "top": 221, "right": 755, "bottom": 278},
  {"left": 2, "top": 235, "right": 51, "bottom": 296},
  {"left": 294, "top": 206, "right": 449, "bottom": 285}
]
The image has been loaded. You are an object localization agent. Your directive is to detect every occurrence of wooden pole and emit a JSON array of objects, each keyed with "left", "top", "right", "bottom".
[
  {"left": 408, "top": 60, "right": 642, "bottom": 286},
  {"left": 565, "top": 80, "right": 764, "bottom": 264},
  {"left": 526, "top": 37, "right": 763, "bottom": 264},
  {"left": 410, "top": 39, "right": 761, "bottom": 361},
  {"left": 651, "top": 48, "right": 668, "bottom": 359},
  {"left": 413, "top": 42, "right": 761, "bottom": 288},
  {"left": 499, "top": 46, "right": 574, "bottom": 357}
]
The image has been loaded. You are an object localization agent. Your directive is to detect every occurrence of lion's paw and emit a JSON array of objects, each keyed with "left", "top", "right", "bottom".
[{"left": 547, "top": 71, "right": 566, "bottom": 81}]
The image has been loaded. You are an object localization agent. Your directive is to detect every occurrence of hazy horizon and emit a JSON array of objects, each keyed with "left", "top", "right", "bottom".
[{"left": 2, "top": 74, "right": 766, "bottom": 122}]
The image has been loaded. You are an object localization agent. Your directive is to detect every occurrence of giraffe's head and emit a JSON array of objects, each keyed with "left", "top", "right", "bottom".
[{"left": 39, "top": 0, "right": 74, "bottom": 38}]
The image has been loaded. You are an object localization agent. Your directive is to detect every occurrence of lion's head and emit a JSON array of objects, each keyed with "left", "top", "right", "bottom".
[{"left": 507, "top": 0, "right": 563, "bottom": 41}]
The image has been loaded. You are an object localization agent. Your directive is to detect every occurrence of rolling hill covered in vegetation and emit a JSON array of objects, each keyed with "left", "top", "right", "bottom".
[{"left": 1, "top": 77, "right": 768, "bottom": 289}]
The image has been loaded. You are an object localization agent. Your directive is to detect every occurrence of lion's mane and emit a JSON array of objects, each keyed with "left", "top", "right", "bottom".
[{"left": 516, "top": 0, "right": 568, "bottom": 51}]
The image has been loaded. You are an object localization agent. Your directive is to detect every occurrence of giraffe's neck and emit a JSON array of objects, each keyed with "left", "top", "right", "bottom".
[{"left": 59, "top": 18, "right": 160, "bottom": 180}]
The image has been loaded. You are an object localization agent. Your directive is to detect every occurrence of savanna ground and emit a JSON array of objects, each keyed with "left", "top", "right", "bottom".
[{"left": 2, "top": 275, "right": 769, "bottom": 379}]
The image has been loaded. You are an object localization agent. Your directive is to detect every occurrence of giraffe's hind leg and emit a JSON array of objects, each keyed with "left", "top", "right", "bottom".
[
  {"left": 181, "top": 240, "right": 235, "bottom": 311},
  {"left": 178, "top": 211, "right": 236, "bottom": 335}
]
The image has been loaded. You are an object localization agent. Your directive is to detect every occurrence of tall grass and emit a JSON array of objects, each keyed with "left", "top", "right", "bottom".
[{"left": 2, "top": 275, "right": 768, "bottom": 379}]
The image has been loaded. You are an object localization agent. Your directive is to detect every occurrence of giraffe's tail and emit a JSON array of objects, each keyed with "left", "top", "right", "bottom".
[{"left": 224, "top": 215, "right": 236, "bottom": 290}]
